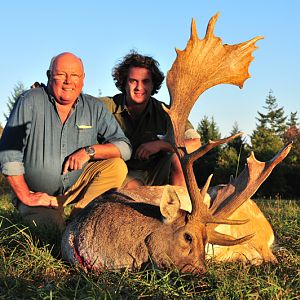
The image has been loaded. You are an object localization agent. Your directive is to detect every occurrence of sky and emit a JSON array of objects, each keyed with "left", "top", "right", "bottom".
[{"left": 0, "top": 1, "right": 299, "bottom": 141}]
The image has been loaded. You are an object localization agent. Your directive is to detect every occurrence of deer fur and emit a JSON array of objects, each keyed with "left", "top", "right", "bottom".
[{"left": 62, "top": 186, "right": 208, "bottom": 273}]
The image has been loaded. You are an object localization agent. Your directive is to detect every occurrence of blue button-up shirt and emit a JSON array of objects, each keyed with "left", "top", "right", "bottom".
[{"left": 0, "top": 86, "right": 131, "bottom": 196}]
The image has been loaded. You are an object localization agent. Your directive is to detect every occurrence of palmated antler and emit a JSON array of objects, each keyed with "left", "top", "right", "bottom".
[
  {"left": 209, "top": 143, "right": 292, "bottom": 219},
  {"left": 164, "top": 13, "right": 264, "bottom": 229},
  {"left": 165, "top": 13, "right": 263, "bottom": 147},
  {"left": 206, "top": 142, "right": 292, "bottom": 246}
]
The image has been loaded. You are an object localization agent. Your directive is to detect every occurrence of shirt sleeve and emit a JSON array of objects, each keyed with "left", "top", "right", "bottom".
[
  {"left": 110, "top": 141, "right": 132, "bottom": 161},
  {"left": 0, "top": 92, "right": 32, "bottom": 175}
]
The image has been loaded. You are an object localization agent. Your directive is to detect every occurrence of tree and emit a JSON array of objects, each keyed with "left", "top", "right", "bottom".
[
  {"left": 256, "top": 90, "right": 287, "bottom": 137},
  {"left": 283, "top": 118, "right": 300, "bottom": 166},
  {"left": 194, "top": 116, "right": 221, "bottom": 186},
  {"left": 286, "top": 111, "right": 299, "bottom": 127},
  {"left": 197, "top": 115, "right": 221, "bottom": 143},
  {"left": 227, "top": 121, "right": 249, "bottom": 158},
  {"left": 4, "top": 81, "right": 26, "bottom": 121},
  {"left": 282, "top": 112, "right": 300, "bottom": 197},
  {"left": 216, "top": 122, "right": 249, "bottom": 182},
  {"left": 251, "top": 126, "right": 284, "bottom": 161},
  {"left": 251, "top": 92, "right": 289, "bottom": 197}
]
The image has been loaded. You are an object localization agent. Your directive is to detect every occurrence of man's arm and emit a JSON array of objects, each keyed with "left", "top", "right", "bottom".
[
  {"left": 62, "top": 143, "right": 122, "bottom": 174},
  {"left": 134, "top": 131, "right": 201, "bottom": 160},
  {"left": 0, "top": 91, "right": 58, "bottom": 208},
  {"left": 6, "top": 175, "right": 58, "bottom": 207}
]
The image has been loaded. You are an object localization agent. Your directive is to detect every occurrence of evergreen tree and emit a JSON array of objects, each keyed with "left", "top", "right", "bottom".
[
  {"left": 194, "top": 116, "right": 221, "bottom": 186},
  {"left": 251, "top": 95, "right": 287, "bottom": 197},
  {"left": 251, "top": 126, "right": 283, "bottom": 161},
  {"left": 196, "top": 115, "right": 221, "bottom": 143},
  {"left": 4, "top": 81, "right": 26, "bottom": 121},
  {"left": 283, "top": 114, "right": 300, "bottom": 166},
  {"left": 286, "top": 111, "right": 299, "bottom": 127},
  {"left": 227, "top": 121, "right": 248, "bottom": 156},
  {"left": 256, "top": 90, "right": 287, "bottom": 137}
]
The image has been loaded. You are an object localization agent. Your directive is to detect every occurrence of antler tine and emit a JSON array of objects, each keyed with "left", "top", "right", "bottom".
[
  {"left": 178, "top": 133, "right": 244, "bottom": 221},
  {"left": 207, "top": 230, "right": 255, "bottom": 247},
  {"left": 205, "top": 12, "right": 220, "bottom": 39},
  {"left": 187, "top": 132, "right": 243, "bottom": 164}
]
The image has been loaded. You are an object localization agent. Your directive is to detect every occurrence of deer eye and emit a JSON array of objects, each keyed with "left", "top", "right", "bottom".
[{"left": 184, "top": 233, "right": 193, "bottom": 243}]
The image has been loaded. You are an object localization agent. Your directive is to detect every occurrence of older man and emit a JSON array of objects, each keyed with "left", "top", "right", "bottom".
[{"left": 0, "top": 52, "right": 131, "bottom": 230}]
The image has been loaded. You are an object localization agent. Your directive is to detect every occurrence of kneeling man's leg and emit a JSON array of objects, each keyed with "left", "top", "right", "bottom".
[{"left": 64, "top": 158, "right": 127, "bottom": 212}]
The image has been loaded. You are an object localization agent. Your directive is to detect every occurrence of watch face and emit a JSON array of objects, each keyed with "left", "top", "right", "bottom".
[{"left": 85, "top": 146, "right": 95, "bottom": 156}]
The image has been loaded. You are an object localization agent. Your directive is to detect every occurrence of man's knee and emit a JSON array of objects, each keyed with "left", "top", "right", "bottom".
[
  {"left": 108, "top": 158, "right": 128, "bottom": 185},
  {"left": 92, "top": 158, "right": 128, "bottom": 187}
]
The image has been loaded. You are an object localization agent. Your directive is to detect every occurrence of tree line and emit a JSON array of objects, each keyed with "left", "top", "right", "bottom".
[
  {"left": 1, "top": 83, "right": 299, "bottom": 198},
  {"left": 195, "top": 90, "right": 299, "bottom": 198}
]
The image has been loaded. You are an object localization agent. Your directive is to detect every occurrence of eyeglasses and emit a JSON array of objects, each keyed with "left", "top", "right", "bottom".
[{"left": 52, "top": 72, "right": 83, "bottom": 82}]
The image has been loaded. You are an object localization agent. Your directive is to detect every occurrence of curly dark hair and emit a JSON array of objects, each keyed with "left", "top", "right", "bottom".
[{"left": 112, "top": 50, "right": 165, "bottom": 95}]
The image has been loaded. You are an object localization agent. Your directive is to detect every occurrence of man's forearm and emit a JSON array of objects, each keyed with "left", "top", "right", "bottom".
[
  {"left": 93, "top": 143, "right": 122, "bottom": 159},
  {"left": 6, "top": 175, "right": 31, "bottom": 205},
  {"left": 6, "top": 175, "right": 58, "bottom": 207}
]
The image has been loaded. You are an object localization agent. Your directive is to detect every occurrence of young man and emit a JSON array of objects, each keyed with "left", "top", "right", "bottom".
[
  {"left": 101, "top": 51, "right": 200, "bottom": 188},
  {"left": 0, "top": 52, "right": 131, "bottom": 230}
]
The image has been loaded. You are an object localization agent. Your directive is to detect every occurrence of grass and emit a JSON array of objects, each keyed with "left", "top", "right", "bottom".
[{"left": 0, "top": 187, "right": 299, "bottom": 299}]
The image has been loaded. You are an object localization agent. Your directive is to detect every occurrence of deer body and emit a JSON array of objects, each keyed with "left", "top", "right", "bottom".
[
  {"left": 62, "top": 187, "right": 277, "bottom": 272},
  {"left": 62, "top": 190, "right": 207, "bottom": 273}
]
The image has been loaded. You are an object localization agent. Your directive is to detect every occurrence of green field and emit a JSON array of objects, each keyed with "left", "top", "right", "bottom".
[{"left": 0, "top": 188, "right": 299, "bottom": 299}]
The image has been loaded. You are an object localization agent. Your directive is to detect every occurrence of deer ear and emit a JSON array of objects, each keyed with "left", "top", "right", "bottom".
[{"left": 160, "top": 185, "right": 181, "bottom": 223}]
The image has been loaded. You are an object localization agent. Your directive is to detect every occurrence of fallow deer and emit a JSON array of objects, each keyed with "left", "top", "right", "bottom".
[{"left": 61, "top": 13, "right": 291, "bottom": 273}]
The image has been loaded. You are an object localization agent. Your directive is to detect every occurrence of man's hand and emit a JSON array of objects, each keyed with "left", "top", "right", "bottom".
[
  {"left": 135, "top": 140, "right": 173, "bottom": 160},
  {"left": 24, "top": 192, "right": 58, "bottom": 208},
  {"left": 63, "top": 148, "right": 90, "bottom": 174},
  {"left": 6, "top": 175, "right": 58, "bottom": 208}
]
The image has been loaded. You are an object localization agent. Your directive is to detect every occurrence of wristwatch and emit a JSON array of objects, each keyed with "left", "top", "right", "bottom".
[{"left": 84, "top": 146, "right": 96, "bottom": 158}]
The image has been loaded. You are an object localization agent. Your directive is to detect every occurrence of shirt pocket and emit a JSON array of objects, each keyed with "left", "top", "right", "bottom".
[{"left": 76, "top": 125, "right": 94, "bottom": 146}]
